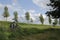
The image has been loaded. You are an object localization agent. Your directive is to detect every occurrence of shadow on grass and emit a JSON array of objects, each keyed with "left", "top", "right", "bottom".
[{"left": 0, "top": 26, "right": 60, "bottom": 40}]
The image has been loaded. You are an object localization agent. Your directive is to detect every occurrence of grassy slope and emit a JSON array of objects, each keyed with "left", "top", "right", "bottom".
[
  {"left": 23, "top": 29, "right": 60, "bottom": 40},
  {"left": 19, "top": 23, "right": 60, "bottom": 29},
  {"left": 0, "top": 21, "right": 60, "bottom": 40},
  {"left": 0, "top": 21, "right": 60, "bottom": 29}
]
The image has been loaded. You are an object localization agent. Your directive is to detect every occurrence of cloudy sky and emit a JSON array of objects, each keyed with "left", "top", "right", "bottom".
[{"left": 0, "top": 0, "right": 52, "bottom": 24}]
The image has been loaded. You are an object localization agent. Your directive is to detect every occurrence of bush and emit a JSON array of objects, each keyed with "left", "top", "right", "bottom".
[
  {"left": 0, "top": 32, "right": 9, "bottom": 40},
  {"left": 8, "top": 27, "right": 24, "bottom": 40},
  {"left": 48, "top": 37, "right": 58, "bottom": 40},
  {"left": 0, "top": 27, "right": 9, "bottom": 40}
]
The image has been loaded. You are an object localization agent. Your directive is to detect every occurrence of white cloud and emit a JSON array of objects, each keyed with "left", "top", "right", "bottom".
[
  {"left": 23, "top": 9, "right": 26, "bottom": 13},
  {"left": 30, "top": 13, "right": 36, "bottom": 21},
  {"left": 6, "top": 5, "right": 13, "bottom": 8},
  {"left": 23, "top": 9, "right": 36, "bottom": 14},
  {"left": 7, "top": 14, "right": 21, "bottom": 22},
  {"left": 29, "top": 12, "right": 47, "bottom": 22},
  {"left": 0, "top": 3, "right": 14, "bottom": 9},
  {"left": 0, "top": 4, "right": 3, "bottom": 8},
  {"left": 43, "top": 14, "right": 46, "bottom": 19},
  {"left": 7, "top": 16, "right": 14, "bottom": 22},
  {"left": 28, "top": 9, "right": 35, "bottom": 13},
  {"left": 0, "top": 3, "right": 4, "bottom": 9},
  {"left": 12, "top": 3, "right": 16, "bottom": 6},
  {"left": 32, "top": 0, "right": 51, "bottom": 10}
]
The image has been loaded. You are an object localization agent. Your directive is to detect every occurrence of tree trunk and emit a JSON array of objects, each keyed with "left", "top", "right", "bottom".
[
  {"left": 59, "top": 18, "right": 60, "bottom": 25},
  {"left": 6, "top": 18, "right": 7, "bottom": 21}
]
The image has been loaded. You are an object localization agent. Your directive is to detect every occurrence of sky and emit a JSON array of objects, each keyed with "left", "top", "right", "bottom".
[{"left": 0, "top": 0, "right": 53, "bottom": 24}]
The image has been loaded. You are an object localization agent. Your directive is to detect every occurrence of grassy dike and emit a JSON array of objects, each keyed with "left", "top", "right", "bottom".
[{"left": 0, "top": 21, "right": 60, "bottom": 40}]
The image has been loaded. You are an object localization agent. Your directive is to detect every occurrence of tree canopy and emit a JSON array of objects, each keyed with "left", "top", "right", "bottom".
[
  {"left": 14, "top": 11, "right": 18, "bottom": 22},
  {"left": 25, "top": 12, "right": 30, "bottom": 21},
  {"left": 46, "top": 0, "right": 60, "bottom": 18},
  {"left": 39, "top": 14, "right": 44, "bottom": 24},
  {"left": 3, "top": 6, "right": 10, "bottom": 21}
]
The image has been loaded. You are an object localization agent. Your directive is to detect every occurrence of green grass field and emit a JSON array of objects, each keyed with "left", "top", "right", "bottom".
[
  {"left": 0, "top": 21, "right": 60, "bottom": 29},
  {"left": 0, "top": 21, "right": 60, "bottom": 40}
]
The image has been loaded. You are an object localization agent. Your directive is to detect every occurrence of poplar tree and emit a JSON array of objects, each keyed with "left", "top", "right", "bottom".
[
  {"left": 39, "top": 14, "right": 44, "bottom": 24},
  {"left": 3, "top": 6, "right": 10, "bottom": 21}
]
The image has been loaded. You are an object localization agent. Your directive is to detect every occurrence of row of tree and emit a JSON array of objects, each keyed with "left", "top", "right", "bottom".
[
  {"left": 3, "top": 6, "right": 18, "bottom": 22},
  {"left": 2, "top": 6, "right": 59, "bottom": 25}
]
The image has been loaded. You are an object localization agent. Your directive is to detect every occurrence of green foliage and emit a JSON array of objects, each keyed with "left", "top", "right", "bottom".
[
  {"left": 46, "top": 0, "right": 60, "bottom": 26},
  {"left": 0, "top": 32, "right": 8, "bottom": 40},
  {"left": 0, "top": 27, "right": 9, "bottom": 40},
  {"left": 39, "top": 14, "right": 44, "bottom": 24},
  {"left": 3, "top": 6, "right": 10, "bottom": 21},
  {"left": 48, "top": 37, "right": 58, "bottom": 40},
  {"left": 48, "top": 16, "right": 52, "bottom": 24},
  {"left": 30, "top": 18, "right": 33, "bottom": 22},
  {"left": 0, "top": 21, "right": 60, "bottom": 40},
  {"left": 25, "top": 12, "right": 30, "bottom": 22},
  {"left": 0, "top": 25, "right": 60, "bottom": 40},
  {"left": 14, "top": 11, "right": 18, "bottom": 22},
  {"left": 59, "top": 18, "right": 60, "bottom": 25},
  {"left": 54, "top": 18, "right": 58, "bottom": 25},
  {"left": 46, "top": 0, "right": 60, "bottom": 18}
]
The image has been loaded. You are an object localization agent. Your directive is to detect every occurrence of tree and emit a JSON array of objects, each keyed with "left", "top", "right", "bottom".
[
  {"left": 25, "top": 12, "right": 30, "bottom": 23},
  {"left": 48, "top": 16, "right": 52, "bottom": 24},
  {"left": 46, "top": 0, "right": 60, "bottom": 25},
  {"left": 39, "top": 14, "right": 44, "bottom": 24},
  {"left": 54, "top": 18, "right": 58, "bottom": 25},
  {"left": 59, "top": 18, "right": 60, "bottom": 25},
  {"left": 14, "top": 11, "right": 18, "bottom": 22},
  {"left": 3, "top": 6, "right": 10, "bottom": 21},
  {"left": 52, "top": 18, "right": 58, "bottom": 26},
  {"left": 30, "top": 18, "right": 33, "bottom": 23}
]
